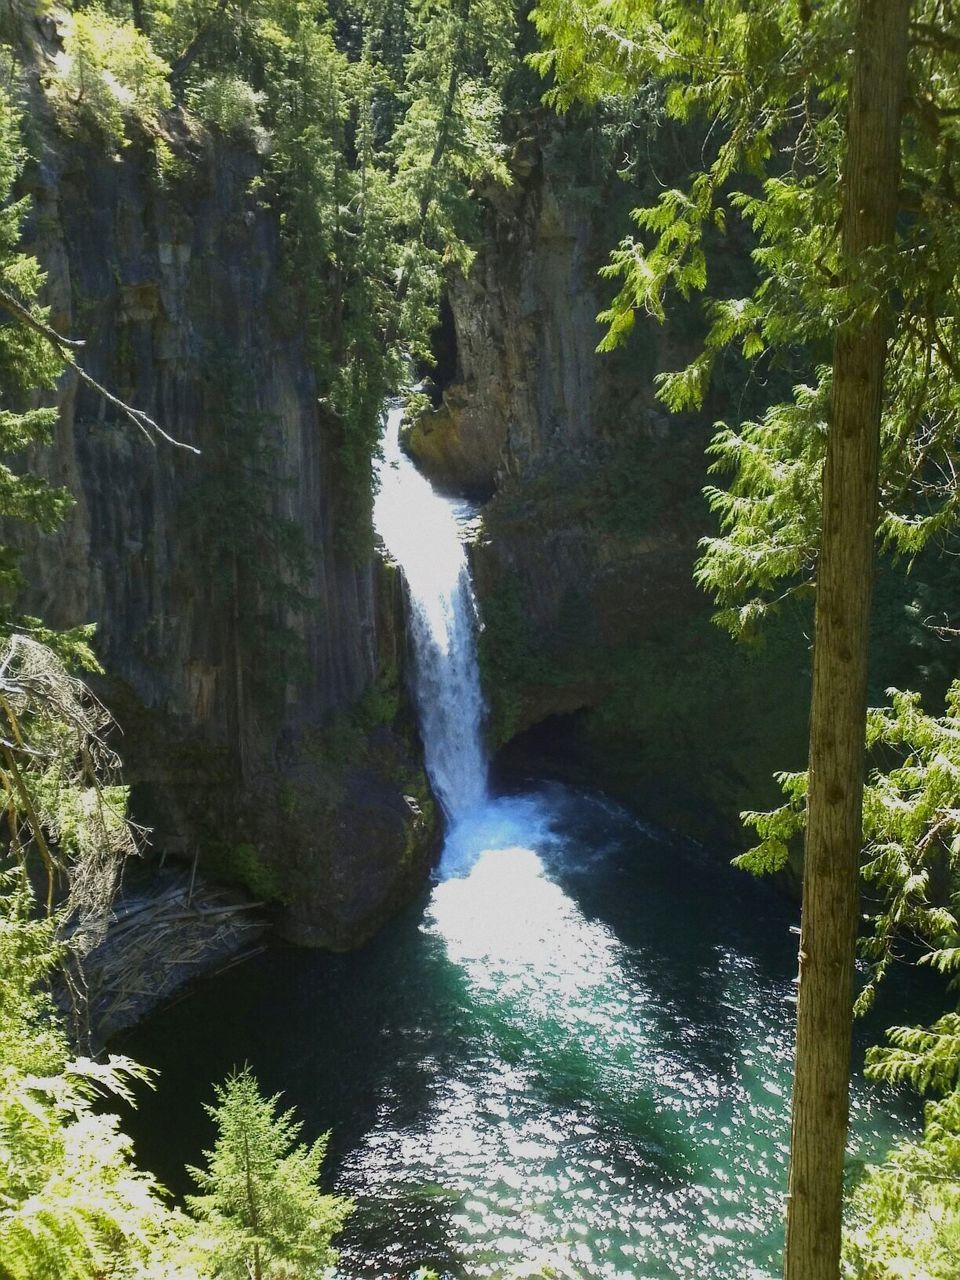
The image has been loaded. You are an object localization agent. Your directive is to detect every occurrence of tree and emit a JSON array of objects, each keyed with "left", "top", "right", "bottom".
[
  {"left": 0, "top": 867, "right": 174, "bottom": 1280},
  {"left": 390, "top": 0, "right": 517, "bottom": 329},
  {"left": 0, "top": 81, "right": 72, "bottom": 620},
  {"left": 843, "top": 1087, "right": 960, "bottom": 1280},
  {"left": 785, "top": 6, "right": 910, "bottom": 1276},
  {"left": 186, "top": 1068, "right": 352, "bottom": 1280},
  {"left": 529, "top": 0, "right": 959, "bottom": 1276}
]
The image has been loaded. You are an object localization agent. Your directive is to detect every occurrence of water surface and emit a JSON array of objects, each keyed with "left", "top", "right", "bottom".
[{"left": 124, "top": 783, "right": 911, "bottom": 1280}]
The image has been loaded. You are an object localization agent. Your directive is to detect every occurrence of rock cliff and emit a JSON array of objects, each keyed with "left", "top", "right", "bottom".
[
  {"left": 410, "top": 124, "right": 814, "bottom": 839},
  {"left": 16, "top": 87, "right": 437, "bottom": 946}
]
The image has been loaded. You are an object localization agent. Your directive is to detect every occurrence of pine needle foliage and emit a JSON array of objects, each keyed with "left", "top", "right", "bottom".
[
  {"left": 0, "top": 876, "right": 177, "bottom": 1280},
  {"left": 0, "top": 82, "right": 72, "bottom": 617},
  {"left": 737, "top": 682, "right": 960, "bottom": 1016},
  {"left": 56, "top": 0, "right": 520, "bottom": 555},
  {"left": 843, "top": 1089, "right": 960, "bottom": 1280},
  {"left": 734, "top": 678, "right": 960, "bottom": 1277},
  {"left": 186, "top": 1067, "right": 352, "bottom": 1280},
  {"left": 45, "top": 4, "right": 173, "bottom": 149}
]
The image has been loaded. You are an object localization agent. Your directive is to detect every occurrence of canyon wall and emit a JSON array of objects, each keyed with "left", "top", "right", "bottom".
[
  {"left": 16, "top": 83, "right": 437, "bottom": 946},
  {"left": 411, "top": 122, "right": 814, "bottom": 840}
]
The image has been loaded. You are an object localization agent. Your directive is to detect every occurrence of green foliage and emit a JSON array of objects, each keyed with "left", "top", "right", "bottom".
[
  {"left": 857, "top": 686, "right": 960, "bottom": 1010},
  {"left": 0, "top": 875, "right": 352, "bottom": 1280},
  {"left": 204, "top": 842, "right": 286, "bottom": 905},
  {"left": 530, "top": 0, "right": 960, "bottom": 639},
  {"left": 736, "top": 678, "right": 960, "bottom": 1009},
  {"left": 186, "top": 1067, "right": 352, "bottom": 1280},
  {"left": 695, "top": 377, "right": 825, "bottom": 637},
  {"left": 737, "top": 677, "right": 960, "bottom": 1273},
  {"left": 0, "top": 877, "right": 177, "bottom": 1280},
  {"left": 188, "top": 73, "right": 266, "bottom": 140},
  {"left": 0, "top": 658, "right": 350, "bottom": 1278},
  {"left": 734, "top": 769, "right": 806, "bottom": 876},
  {"left": 868, "top": 1018, "right": 960, "bottom": 1098},
  {"left": 844, "top": 1089, "right": 960, "bottom": 1280},
  {"left": 0, "top": 643, "right": 173, "bottom": 1279},
  {"left": 30, "top": 0, "right": 522, "bottom": 555},
  {"left": 45, "top": 4, "right": 173, "bottom": 148},
  {"left": 0, "top": 83, "right": 72, "bottom": 618},
  {"left": 391, "top": 0, "right": 518, "bottom": 345}
]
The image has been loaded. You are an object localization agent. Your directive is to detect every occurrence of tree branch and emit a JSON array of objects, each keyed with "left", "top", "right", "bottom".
[
  {"left": 0, "top": 285, "right": 85, "bottom": 350},
  {"left": 0, "top": 286, "right": 200, "bottom": 454},
  {"left": 911, "top": 20, "right": 960, "bottom": 56},
  {"left": 70, "top": 361, "right": 201, "bottom": 453}
]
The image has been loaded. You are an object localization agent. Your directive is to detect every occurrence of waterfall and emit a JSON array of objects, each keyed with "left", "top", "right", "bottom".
[{"left": 373, "top": 404, "right": 488, "bottom": 823}]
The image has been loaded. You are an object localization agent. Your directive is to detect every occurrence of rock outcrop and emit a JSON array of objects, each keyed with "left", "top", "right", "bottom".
[{"left": 16, "top": 93, "right": 438, "bottom": 946}]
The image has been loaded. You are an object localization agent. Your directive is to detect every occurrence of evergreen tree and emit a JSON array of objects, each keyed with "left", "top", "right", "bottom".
[
  {"left": 529, "top": 0, "right": 960, "bottom": 1275},
  {"left": 0, "top": 875, "right": 178, "bottom": 1280},
  {"left": 391, "top": 0, "right": 517, "bottom": 336},
  {"left": 186, "top": 1068, "right": 352, "bottom": 1280},
  {"left": 784, "top": 8, "right": 910, "bottom": 1276}
]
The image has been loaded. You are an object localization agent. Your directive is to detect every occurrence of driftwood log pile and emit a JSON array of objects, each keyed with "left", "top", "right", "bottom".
[{"left": 62, "top": 870, "right": 268, "bottom": 1049}]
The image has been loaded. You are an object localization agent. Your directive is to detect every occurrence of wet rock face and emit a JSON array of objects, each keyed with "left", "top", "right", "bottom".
[
  {"left": 408, "top": 166, "right": 607, "bottom": 495},
  {"left": 16, "top": 115, "right": 438, "bottom": 945}
]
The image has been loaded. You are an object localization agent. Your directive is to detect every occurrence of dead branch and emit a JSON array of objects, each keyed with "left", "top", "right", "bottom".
[{"left": 0, "top": 285, "right": 201, "bottom": 454}]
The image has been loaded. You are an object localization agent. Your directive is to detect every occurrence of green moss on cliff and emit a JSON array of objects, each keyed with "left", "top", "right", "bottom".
[{"left": 204, "top": 842, "right": 286, "bottom": 904}]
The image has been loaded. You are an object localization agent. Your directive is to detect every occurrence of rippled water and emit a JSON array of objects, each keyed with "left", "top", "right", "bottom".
[{"left": 123, "top": 783, "right": 912, "bottom": 1280}]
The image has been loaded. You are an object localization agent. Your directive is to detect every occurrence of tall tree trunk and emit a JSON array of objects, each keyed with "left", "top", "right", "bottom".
[{"left": 783, "top": 3, "right": 911, "bottom": 1279}]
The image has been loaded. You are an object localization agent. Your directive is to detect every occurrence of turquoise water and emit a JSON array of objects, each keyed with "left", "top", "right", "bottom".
[{"left": 123, "top": 782, "right": 913, "bottom": 1280}]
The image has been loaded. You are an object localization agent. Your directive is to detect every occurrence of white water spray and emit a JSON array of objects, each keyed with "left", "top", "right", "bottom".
[{"left": 373, "top": 404, "right": 488, "bottom": 822}]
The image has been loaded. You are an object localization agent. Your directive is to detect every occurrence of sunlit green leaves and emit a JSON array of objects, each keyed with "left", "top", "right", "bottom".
[
  {"left": 0, "top": 878, "right": 176, "bottom": 1280},
  {"left": 44, "top": 4, "right": 173, "bottom": 148},
  {"left": 844, "top": 1088, "right": 960, "bottom": 1280},
  {"left": 186, "top": 1067, "right": 352, "bottom": 1280},
  {"left": 531, "top": 0, "right": 960, "bottom": 638}
]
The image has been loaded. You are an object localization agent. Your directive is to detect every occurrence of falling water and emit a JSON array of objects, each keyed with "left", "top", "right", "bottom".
[{"left": 373, "top": 404, "right": 487, "bottom": 822}]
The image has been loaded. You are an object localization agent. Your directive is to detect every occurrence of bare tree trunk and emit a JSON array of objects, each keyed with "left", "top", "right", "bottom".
[{"left": 784, "top": 3, "right": 911, "bottom": 1279}]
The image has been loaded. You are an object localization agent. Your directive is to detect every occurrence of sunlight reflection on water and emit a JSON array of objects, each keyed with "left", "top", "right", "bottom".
[{"left": 334, "top": 789, "right": 908, "bottom": 1280}]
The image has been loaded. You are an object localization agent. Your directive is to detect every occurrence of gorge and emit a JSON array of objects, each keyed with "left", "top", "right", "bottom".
[
  {"left": 121, "top": 400, "right": 914, "bottom": 1280},
  {"left": 2, "top": 3, "right": 959, "bottom": 1278}
]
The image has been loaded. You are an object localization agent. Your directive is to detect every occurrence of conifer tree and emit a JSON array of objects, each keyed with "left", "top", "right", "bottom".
[
  {"left": 0, "top": 875, "right": 177, "bottom": 1280},
  {"left": 785, "top": 9, "right": 910, "bottom": 1274},
  {"left": 186, "top": 1068, "right": 352, "bottom": 1280},
  {"left": 529, "top": 1, "right": 960, "bottom": 1275},
  {"left": 0, "top": 83, "right": 71, "bottom": 620}
]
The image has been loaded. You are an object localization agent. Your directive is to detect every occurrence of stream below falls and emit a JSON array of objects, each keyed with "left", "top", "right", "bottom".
[
  {"left": 123, "top": 784, "right": 913, "bottom": 1280},
  {"left": 121, "top": 406, "right": 916, "bottom": 1280}
]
